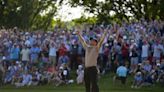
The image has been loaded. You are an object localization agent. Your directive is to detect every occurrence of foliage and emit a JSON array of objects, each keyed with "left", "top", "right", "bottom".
[
  {"left": 69, "top": 0, "right": 164, "bottom": 23},
  {"left": 0, "top": 0, "right": 164, "bottom": 30},
  {"left": 0, "top": 0, "right": 57, "bottom": 30}
]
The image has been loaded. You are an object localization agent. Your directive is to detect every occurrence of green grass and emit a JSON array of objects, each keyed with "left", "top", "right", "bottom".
[{"left": 0, "top": 73, "right": 163, "bottom": 92}]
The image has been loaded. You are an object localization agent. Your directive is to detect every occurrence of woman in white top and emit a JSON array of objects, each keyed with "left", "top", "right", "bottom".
[
  {"left": 49, "top": 41, "right": 57, "bottom": 67},
  {"left": 141, "top": 41, "right": 149, "bottom": 62}
]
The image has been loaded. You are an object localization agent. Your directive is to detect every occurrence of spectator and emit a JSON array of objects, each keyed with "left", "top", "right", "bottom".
[
  {"left": 76, "top": 65, "right": 84, "bottom": 84},
  {"left": 113, "top": 64, "right": 128, "bottom": 84},
  {"left": 15, "top": 72, "right": 32, "bottom": 87},
  {"left": 102, "top": 43, "right": 110, "bottom": 74},
  {"left": 152, "top": 41, "right": 163, "bottom": 65},
  {"left": 49, "top": 41, "right": 57, "bottom": 67},
  {"left": 141, "top": 70, "right": 156, "bottom": 87},
  {"left": 0, "top": 19, "right": 164, "bottom": 88},
  {"left": 130, "top": 43, "right": 139, "bottom": 73},
  {"left": 141, "top": 41, "right": 149, "bottom": 62},
  {"left": 30, "top": 45, "right": 40, "bottom": 65},
  {"left": 52, "top": 66, "right": 64, "bottom": 86},
  {"left": 58, "top": 43, "right": 67, "bottom": 57},
  {"left": 70, "top": 40, "right": 79, "bottom": 69},
  {"left": 4, "top": 63, "right": 16, "bottom": 84},
  {"left": 131, "top": 72, "right": 143, "bottom": 89},
  {"left": 58, "top": 55, "right": 69, "bottom": 69},
  {"left": 9, "top": 44, "right": 20, "bottom": 62},
  {"left": 21, "top": 46, "right": 30, "bottom": 65},
  {"left": 142, "top": 60, "right": 152, "bottom": 73}
]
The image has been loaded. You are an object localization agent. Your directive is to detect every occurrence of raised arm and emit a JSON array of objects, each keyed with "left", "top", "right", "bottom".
[
  {"left": 76, "top": 29, "right": 88, "bottom": 49},
  {"left": 97, "top": 29, "right": 108, "bottom": 50}
]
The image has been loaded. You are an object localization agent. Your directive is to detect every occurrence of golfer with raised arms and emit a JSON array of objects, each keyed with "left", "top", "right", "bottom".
[{"left": 76, "top": 27, "right": 108, "bottom": 92}]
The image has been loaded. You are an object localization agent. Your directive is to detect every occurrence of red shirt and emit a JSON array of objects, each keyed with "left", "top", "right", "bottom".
[
  {"left": 122, "top": 44, "right": 129, "bottom": 57},
  {"left": 59, "top": 46, "right": 67, "bottom": 56}
]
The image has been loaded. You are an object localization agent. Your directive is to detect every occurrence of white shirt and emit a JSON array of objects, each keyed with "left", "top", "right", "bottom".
[
  {"left": 25, "top": 40, "right": 30, "bottom": 46},
  {"left": 142, "top": 44, "right": 149, "bottom": 58},
  {"left": 49, "top": 47, "right": 57, "bottom": 56},
  {"left": 77, "top": 69, "right": 84, "bottom": 77},
  {"left": 22, "top": 74, "right": 32, "bottom": 84},
  {"left": 21, "top": 48, "right": 30, "bottom": 61},
  {"left": 153, "top": 44, "right": 163, "bottom": 58}
]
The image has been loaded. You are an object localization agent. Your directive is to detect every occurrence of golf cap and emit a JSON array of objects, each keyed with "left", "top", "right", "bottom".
[{"left": 90, "top": 37, "right": 98, "bottom": 43}]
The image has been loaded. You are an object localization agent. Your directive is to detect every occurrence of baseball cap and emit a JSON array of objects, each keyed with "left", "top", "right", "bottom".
[
  {"left": 90, "top": 37, "right": 98, "bottom": 43},
  {"left": 78, "top": 65, "right": 83, "bottom": 69},
  {"left": 136, "top": 72, "right": 142, "bottom": 75}
]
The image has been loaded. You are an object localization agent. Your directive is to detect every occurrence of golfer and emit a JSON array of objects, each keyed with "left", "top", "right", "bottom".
[{"left": 77, "top": 27, "right": 107, "bottom": 92}]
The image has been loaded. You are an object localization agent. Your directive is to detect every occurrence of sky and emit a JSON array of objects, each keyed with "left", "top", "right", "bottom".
[
  {"left": 54, "top": 0, "right": 136, "bottom": 21},
  {"left": 54, "top": 5, "right": 87, "bottom": 21},
  {"left": 54, "top": 0, "right": 105, "bottom": 21}
]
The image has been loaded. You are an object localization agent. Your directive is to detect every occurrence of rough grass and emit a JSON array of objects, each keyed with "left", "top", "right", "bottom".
[{"left": 0, "top": 73, "right": 163, "bottom": 92}]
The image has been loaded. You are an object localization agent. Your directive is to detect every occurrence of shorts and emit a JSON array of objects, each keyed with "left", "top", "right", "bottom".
[
  {"left": 131, "top": 57, "right": 138, "bottom": 65},
  {"left": 49, "top": 56, "right": 56, "bottom": 65}
]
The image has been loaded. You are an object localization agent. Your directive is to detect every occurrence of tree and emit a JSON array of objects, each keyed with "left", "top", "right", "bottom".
[
  {"left": 69, "top": 0, "right": 164, "bottom": 23},
  {"left": 0, "top": 0, "right": 58, "bottom": 30}
]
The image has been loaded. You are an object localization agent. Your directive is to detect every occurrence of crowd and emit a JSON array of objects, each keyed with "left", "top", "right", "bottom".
[{"left": 0, "top": 19, "right": 164, "bottom": 88}]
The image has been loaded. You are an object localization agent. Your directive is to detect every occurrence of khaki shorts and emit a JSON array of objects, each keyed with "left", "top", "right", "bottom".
[{"left": 49, "top": 56, "right": 56, "bottom": 65}]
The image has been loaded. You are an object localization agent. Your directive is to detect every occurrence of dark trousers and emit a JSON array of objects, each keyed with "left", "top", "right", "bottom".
[
  {"left": 70, "top": 54, "right": 78, "bottom": 69},
  {"left": 0, "top": 70, "right": 3, "bottom": 86},
  {"left": 84, "top": 66, "right": 99, "bottom": 92},
  {"left": 116, "top": 76, "right": 127, "bottom": 84}
]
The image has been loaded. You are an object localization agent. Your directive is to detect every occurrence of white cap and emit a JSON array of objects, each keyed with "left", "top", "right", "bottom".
[
  {"left": 157, "top": 63, "right": 160, "bottom": 66},
  {"left": 138, "top": 63, "right": 142, "bottom": 66},
  {"left": 131, "top": 40, "right": 135, "bottom": 43},
  {"left": 105, "top": 43, "right": 109, "bottom": 47},
  {"left": 62, "top": 31, "right": 65, "bottom": 33},
  {"left": 14, "top": 27, "right": 17, "bottom": 29},
  {"left": 16, "top": 61, "right": 19, "bottom": 64},
  {"left": 137, "top": 72, "right": 142, "bottom": 75},
  {"left": 123, "top": 36, "right": 127, "bottom": 39},
  {"left": 73, "top": 31, "right": 76, "bottom": 35},
  {"left": 109, "top": 35, "right": 113, "bottom": 39},
  {"left": 78, "top": 65, "right": 83, "bottom": 69},
  {"left": 59, "top": 66, "right": 64, "bottom": 70}
]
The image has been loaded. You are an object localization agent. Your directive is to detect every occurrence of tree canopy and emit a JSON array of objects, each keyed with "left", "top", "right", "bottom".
[
  {"left": 0, "top": 0, "right": 163, "bottom": 30},
  {"left": 69, "top": 0, "right": 164, "bottom": 23},
  {"left": 0, "top": 0, "right": 57, "bottom": 30}
]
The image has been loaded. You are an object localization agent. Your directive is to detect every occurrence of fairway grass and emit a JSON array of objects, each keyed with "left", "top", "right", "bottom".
[{"left": 0, "top": 73, "right": 163, "bottom": 92}]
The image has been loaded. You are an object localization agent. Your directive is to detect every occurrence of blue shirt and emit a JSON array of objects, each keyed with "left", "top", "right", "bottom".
[
  {"left": 58, "top": 56, "right": 69, "bottom": 64},
  {"left": 9, "top": 47, "right": 20, "bottom": 60},
  {"left": 22, "top": 74, "right": 32, "bottom": 84},
  {"left": 29, "top": 37, "right": 34, "bottom": 46},
  {"left": 135, "top": 75, "right": 142, "bottom": 81},
  {"left": 30, "top": 47, "right": 40, "bottom": 60},
  {"left": 116, "top": 66, "right": 128, "bottom": 77},
  {"left": 143, "top": 64, "right": 152, "bottom": 72}
]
